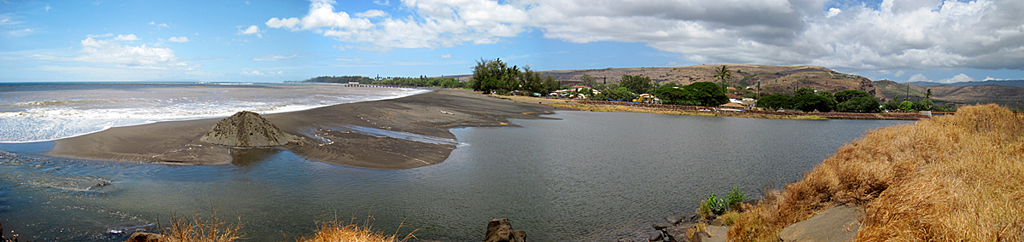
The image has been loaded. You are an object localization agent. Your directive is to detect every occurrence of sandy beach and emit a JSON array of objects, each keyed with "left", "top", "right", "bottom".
[{"left": 47, "top": 89, "right": 556, "bottom": 169}]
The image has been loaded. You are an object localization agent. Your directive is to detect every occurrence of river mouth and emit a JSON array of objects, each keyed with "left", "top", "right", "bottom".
[{"left": 0, "top": 111, "right": 912, "bottom": 241}]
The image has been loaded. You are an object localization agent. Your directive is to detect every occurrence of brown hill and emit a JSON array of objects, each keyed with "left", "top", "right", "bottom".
[
  {"left": 875, "top": 80, "right": 1024, "bottom": 109},
  {"left": 451, "top": 65, "right": 882, "bottom": 99}
]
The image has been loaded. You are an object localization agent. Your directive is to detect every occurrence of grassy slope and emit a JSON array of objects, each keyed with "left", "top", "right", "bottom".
[
  {"left": 729, "top": 104, "right": 1024, "bottom": 241},
  {"left": 875, "top": 80, "right": 1024, "bottom": 109}
]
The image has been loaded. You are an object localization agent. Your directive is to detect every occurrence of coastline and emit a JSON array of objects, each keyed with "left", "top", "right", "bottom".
[{"left": 46, "top": 89, "right": 557, "bottom": 169}]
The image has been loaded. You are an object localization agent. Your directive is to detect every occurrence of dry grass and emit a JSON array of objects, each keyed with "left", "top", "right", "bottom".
[
  {"left": 296, "top": 217, "right": 417, "bottom": 242},
  {"left": 729, "top": 104, "right": 1024, "bottom": 241},
  {"left": 160, "top": 213, "right": 243, "bottom": 242}
]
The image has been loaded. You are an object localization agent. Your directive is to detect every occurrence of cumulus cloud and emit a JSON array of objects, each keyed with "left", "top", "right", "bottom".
[
  {"left": 113, "top": 34, "right": 139, "bottom": 41},
  {"left": 239, "top": 25, "right": 262, "bottom": 38},
  {"left": 908, "top": 73, "right": 931, "bottom": 83},
  {"left": 261, "top": 0, "right": 1024, "bottom": 72},
  {"left": 149, "top": 21, "right": 169, "bottom": 28},
  {"left": 441, "top": 54, "right": 451, "bottom": 58},
  {"left": 75, "top": 35, "right": 186, "bottom": 68},
  {"left": 937, "top": 73, "right": 976, "bottom": 83},
  {"left": 265, "top": 0, "right": 527, "bottom": 49},
  {"left": 168, "top": 36, "right": 189, "bottom": 43},
  {"left": 355, "top": 10, "right": 387, "bottom": 18}
]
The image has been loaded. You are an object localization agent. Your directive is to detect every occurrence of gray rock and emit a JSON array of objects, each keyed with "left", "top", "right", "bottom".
[
  {"left": 779, "top": 205, "right": 863, "bottom": 242},
  {"left": 667, "top": 215, "right": 686, "bottom": 224},
  {"left": 653, "top": 223, "right": 674, "bottom": 230},
  {"left": 648, "top": 231, "right": 663, "bottom": 241}
]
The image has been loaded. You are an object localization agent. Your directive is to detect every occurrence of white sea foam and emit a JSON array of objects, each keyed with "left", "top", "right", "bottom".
[{"left": 0, "top": 84, "right": 428, "bottom": 142}]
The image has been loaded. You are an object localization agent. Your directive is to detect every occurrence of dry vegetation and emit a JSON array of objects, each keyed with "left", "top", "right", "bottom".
[
  {"left": 160, "top": 214, "right": 242, "bottom": 242},
  {"left": 729, "top": 104, "right": 1024, "bottom": 241},
  {"left": 296, "top": 219, "right": 416, "bottom": 242}
]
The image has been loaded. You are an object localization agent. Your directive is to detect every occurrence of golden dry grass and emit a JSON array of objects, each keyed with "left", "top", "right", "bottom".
[
  {"left": 296, "top": 218, "right": 417, "bottom": 242},
  {"left": 729, "top": 104, "right": 1024, "bottom": 241},
  {"left": 160, "top": 214, "right": 242, "bottom": 242}
]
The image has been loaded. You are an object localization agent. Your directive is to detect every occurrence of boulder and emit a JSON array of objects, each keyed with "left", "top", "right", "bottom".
[
  {"left": 125, "top": 232, "right": 162, "bottom": 242},
  {"left": 485, "top": 218, "right": 526, "bottom": 242},
  {"left": 779, "top": 205, "right": 863, "bottom": 242},
  {"left": 200, "top": 111, "right": 298, "bottom": 147}
]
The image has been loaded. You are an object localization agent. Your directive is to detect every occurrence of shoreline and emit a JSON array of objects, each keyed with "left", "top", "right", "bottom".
[
  {"left": 45, "top": 89, "right": 557, "bottom": 169},
  {"left": 494, "top": 95, "right": 925, "bottom": 120}
]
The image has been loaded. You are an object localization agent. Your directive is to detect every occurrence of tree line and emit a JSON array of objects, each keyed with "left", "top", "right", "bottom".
[
  {"left": 301, "top": 75, "right": 467, "bottom": 88},
  {"left": 470, "top": 58, "right": 560, "bottom": 95},
  {"left": 757, "top": 88, "right": 954, "bottom": 113}
]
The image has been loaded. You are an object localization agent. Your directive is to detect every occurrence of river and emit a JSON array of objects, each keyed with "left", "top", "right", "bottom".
[{"left": 0, "top": 110, "right": 911, "bottom": 241}]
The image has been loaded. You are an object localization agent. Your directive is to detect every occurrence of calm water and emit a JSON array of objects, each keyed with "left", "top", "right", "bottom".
[{"left": 0, "top": 111, "right": 911, "bottom": 241}]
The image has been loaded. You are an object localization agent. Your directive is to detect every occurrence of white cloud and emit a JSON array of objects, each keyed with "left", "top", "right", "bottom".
[
  {"left": 149, "top": 21, "right": 169, "bottom": 28},
  {"left": 373, "top": 0, "right": 389, "bottom": 6},
  {"left": 259, "top": 0, "right": 1024, "bottom": 72},
  {"left": 239, "top": 25, "right": 262, "bottom": 38},
  {"left": 265, "top": 0, "right": 527, "bottom": 50},
  {"left": 355, "top": 10, "right": 387, "bottom": 18},
  {"left": 894, "top": 70, "right": 906, "bottom": 77},
  {"left": 826, "top": 8, "right": 841, "bottom": 18},
  {"left": 113, "top": 34, "right": 140, "bottom": 41},
  {"left": 937, "top": 73, "right": 976, "bottom": 83},
  {"left": 241, "top": 70, "right": 283, "bottom": 76},
  {"left": 908, "top": 74, "right": 930, "bottom": 83},
  {"left": 252, "top": 54, "right": 300, "bottom": 61},
  {"left": 168, "top": 36, "right": 189, "bottom": 43},
  {"left": 8, "top": 28, "right": 33, "bottom": 37},
  {"left": 441, "top": 54, "right": 451, "bottom": 58},
  {"left": 74, "top": 35, "right": 187, "bottom": 68},
  {"left": 45, "top": 5, "right": 51, "bottom": 12}
]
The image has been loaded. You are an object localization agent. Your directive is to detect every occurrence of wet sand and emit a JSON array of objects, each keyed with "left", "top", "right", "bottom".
[{"left": 47, "top": 89, "right": 556, "bottom": 169}]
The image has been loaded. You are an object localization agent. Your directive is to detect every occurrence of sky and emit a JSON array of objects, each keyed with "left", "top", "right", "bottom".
[{"left": 0, "top": 0, "right": 1022, "bottom": 83}]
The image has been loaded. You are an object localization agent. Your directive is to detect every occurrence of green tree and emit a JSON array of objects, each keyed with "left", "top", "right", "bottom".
[
  {"left": 620, "top": 75, "right": 654, "bottom": 94},
  {"left": 836, "top": 96, "right": 881, "bottom": 113},
  {"left": 580, "top": 74, "right": 597, "bottom": 88},
  {"left": 542, "top": 75, "right": 559, "bottom": 94},
  {"left": 686, "top": 81, "right": 729, "bottom": 106},
  {"left": 596, "top": 87, "right": 638, "bottom": 101},
  {"left": 758, "top": 94, "right": 792, "bottom": 110},
  {"left": 900, "top": 101, "right": 915, "bottom": 112},
  {"left": 792, "top": 94, "right": 833, "bottom": 112},
  {"left": 834, "top": 90, "right": 871, "bottom": 103},
  {"left": 472, "top": 58, "right": 518, "bottom": 94},
  {"left": 714, "top": 65, "right": 732, "bottom": 90}
]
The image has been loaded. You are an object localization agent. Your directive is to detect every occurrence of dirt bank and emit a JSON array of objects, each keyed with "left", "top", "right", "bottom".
[{"left": 47, "top": 89, "right": 556, "bottom": 169}]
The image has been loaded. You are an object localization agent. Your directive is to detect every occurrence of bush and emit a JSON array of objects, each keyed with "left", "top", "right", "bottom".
[
  {"left": 698, "top": 193, "right": 727, "bottom": 219},
  {"left": 836, "top": 96, "right": 881, "bottom": 113},
  {"left": 726, "top": 187, "right": 748, "bottom": 211}
]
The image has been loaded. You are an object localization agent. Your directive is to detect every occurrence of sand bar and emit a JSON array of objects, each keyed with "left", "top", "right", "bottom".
[{"left": 47, "top": 89, "right": 556, "bottom": 169}]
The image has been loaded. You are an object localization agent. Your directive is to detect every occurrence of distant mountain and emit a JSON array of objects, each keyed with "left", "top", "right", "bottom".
[
  {"left": 908, "top": 80, "right": 1024, "bottom": 88},
  {"left": 876, "top": 80, "right": 1024, "bottom": 109}
]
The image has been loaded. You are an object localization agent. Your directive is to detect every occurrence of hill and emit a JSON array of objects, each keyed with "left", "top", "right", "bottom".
[
  {"left": 908, "top": 79, "right": 1024, "bottom": 88},
  {"left": 449, "top": 65, "right": 883, "bottom": 99},
  {"left": 875, "top": 80, "right": 1024, "bottom": 109}
]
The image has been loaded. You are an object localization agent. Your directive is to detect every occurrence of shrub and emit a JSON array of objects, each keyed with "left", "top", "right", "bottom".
[
  {"left": 697, "top": 193, "right": 727, "bottom": 219},
  {"left": 726, "top": 187, "right": 748, "bottom": 211}
]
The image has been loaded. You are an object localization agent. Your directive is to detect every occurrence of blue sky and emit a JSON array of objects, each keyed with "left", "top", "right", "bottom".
[{"left": 1, "top": 0, "right": 1022, "bottom": 83}]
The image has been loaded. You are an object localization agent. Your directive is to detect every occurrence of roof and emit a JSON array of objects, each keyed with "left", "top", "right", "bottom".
[{"left": 719, "top": 102, "right": 745, "bottom": 108}]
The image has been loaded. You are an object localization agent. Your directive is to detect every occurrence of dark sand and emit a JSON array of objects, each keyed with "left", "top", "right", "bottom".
[{"left": 47, "top": 89, "right": 556, "bottom": 169}]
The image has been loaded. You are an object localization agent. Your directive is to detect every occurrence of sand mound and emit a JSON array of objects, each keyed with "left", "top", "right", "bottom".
[{"left": 200, "top": 111, "right": 298, "bottom": 147}]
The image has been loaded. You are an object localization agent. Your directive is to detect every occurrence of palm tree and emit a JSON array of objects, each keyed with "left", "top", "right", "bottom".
[{"left": 714, "top": 65, "right": 731, "bottom": 91}]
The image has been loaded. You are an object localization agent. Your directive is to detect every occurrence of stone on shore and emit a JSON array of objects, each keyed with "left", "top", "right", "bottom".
[
  {"left": 485, "top": 218, "right": 526, "bottom": 242},
  {"left": 200, "top": 111, "right": 298, "bottom": 147},
  {"left": 779, "top": 205, "right": 863, "bottom": 242},
  {"left": 125, "top": 232, "right": 163, "bottom": 242}
]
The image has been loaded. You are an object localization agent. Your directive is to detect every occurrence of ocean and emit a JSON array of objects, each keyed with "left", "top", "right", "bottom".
[{"left": 0, "top": 82, "right": 427, "bottom": 142}]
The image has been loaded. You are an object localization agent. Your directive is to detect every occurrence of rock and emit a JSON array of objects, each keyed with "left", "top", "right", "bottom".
[
  {"left": 485, "top": 218, "right": 526, "bottom": 242},
  {"left": 616, "top": 238, "right": 635, "bottom": 242},
  {"left": 125, "top": 232, "right": 162, "bottom": 242},
  {"left": 708, "top": 217, "right": 725, "bottom": 226},
  {"left": 200, "top": 111, "right": 299, "bottom": 147},
  {"left": 779, "top": 205, "right": 863, "bottom": 242},
  {"left": 648, "top": 231, "right": 663, "bottom": 241},
  {"left": 652, "top": 223, "right": 674, "bottom": 230},
  {"left": 667, "top": 215, "right": 686, "bottom": 224},
  {"left": 663, "top": 226, "right": 691, "bottom": 242}
]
